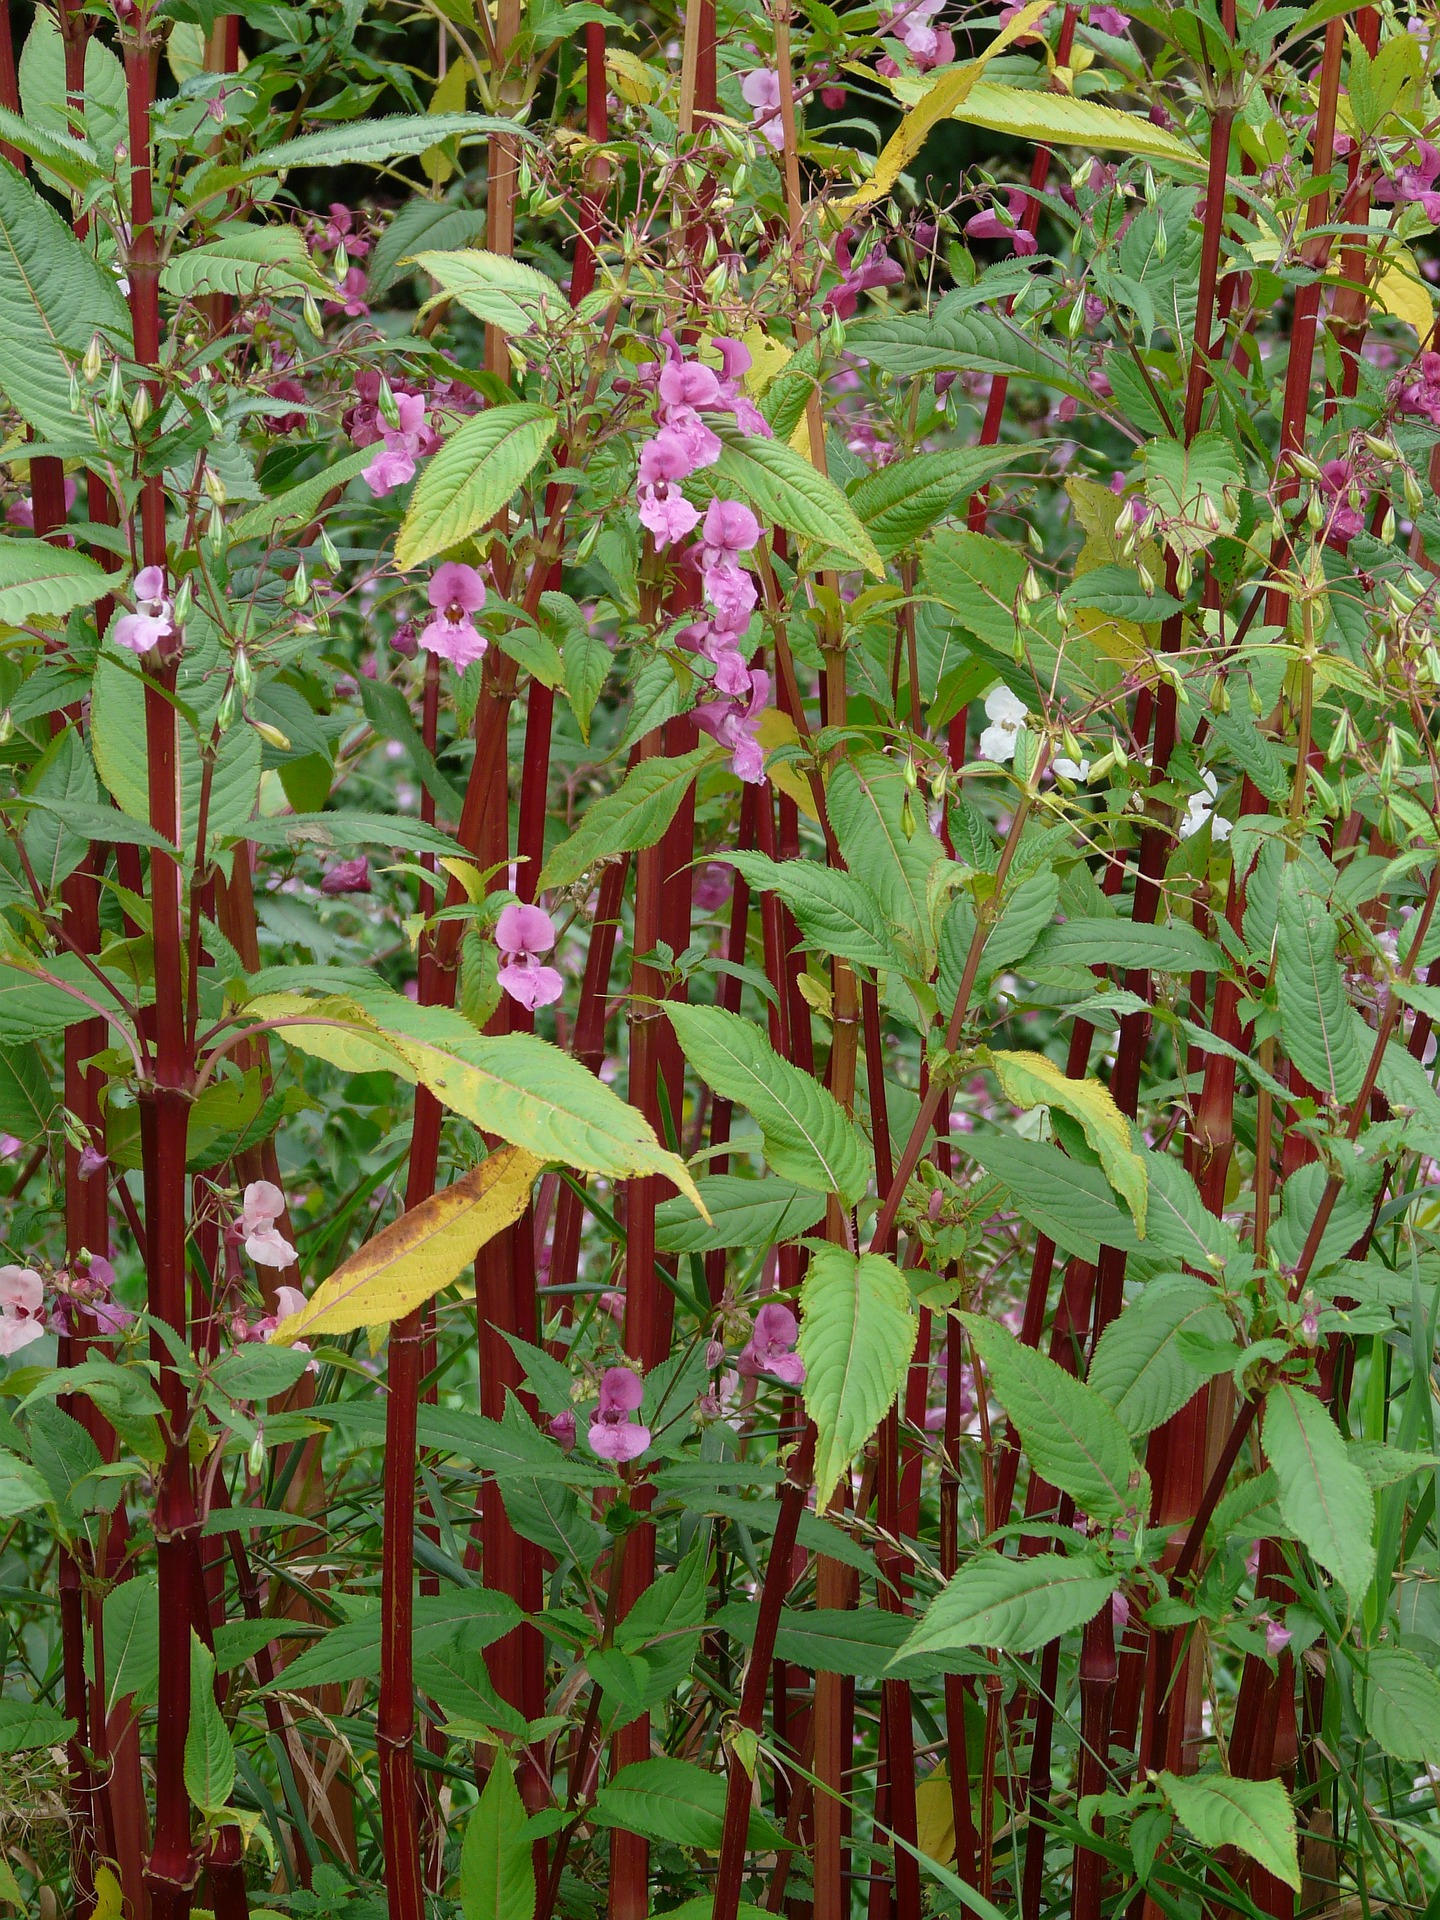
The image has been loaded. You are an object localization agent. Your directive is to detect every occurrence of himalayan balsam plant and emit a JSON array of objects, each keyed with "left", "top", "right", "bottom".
[{"left": 4, "top": 0, "right": 1440, "bottom": 1916}]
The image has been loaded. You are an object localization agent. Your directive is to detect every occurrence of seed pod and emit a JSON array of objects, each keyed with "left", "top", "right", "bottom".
[
  {"left": 288, "top": 558, "right": 309, "bottom": 606},
  {"left": 1176, "top": 551, "right": 1193, "bottom": 592},
  {"left": 106, "top": 359, "right": 125, "bottom": 414},
  {"left": 899, "top": 790, "right": 917, "bottom": 839},
  {"left": 302, "top": 293, "right": 324, "bottom": 337},
  {"left": 172, "top": 577, "right": 193, "bottom": 624},
  {"left": 1137, "top": 560, "right": 1155, "bottom": 594},
  {"left": 251, "top": 719, "right": 292, "bottom": 751},
  {"left": 208, "top": 501, "right": 226, "bottom": 546},
  {"left": 130, "top": 385, "right": 151, "bottom": 429},
  {"left": 378, "top": 376, "right": 401, "bottom": 430},
  {"left": 82, "top": 334, "right": 105, "bottom": 384},
  {"left": 1153, "top": 213, "right": 1167, "bottom": 260},
  {"left": 216, "top": 682, "right": 238, "bottom": 732},
  {"left": 334, "top": 242, "right": 350, "bottom": 282},
  {"left": 1021, "top": 565, "right": 1042, "bottom": 603},
  {"left": 248, "top": 1428, "right": 266, "bottom": 1477},
  {"left": 202, "top": 466, "right": 227, "bottom": 506},
  {"left": 1381, "top": 504, "right": 1397, "bottom": 544},
  {"left": 1403, "top": 468, "right": 1424, "bottom": 515},
  {"left": 318, "top": 526, "right": 342, "bottom": 572},
  {"left": 1306, "top": 488, "right": 1324, "bottom": 530},
  {"left": 234, "top": 646, "right": 254, "bottom": 697},
  {"left": 1208, "top": 675, "right": 1230, "bottom": 715},
  {"left": 1288, "top": 450, "right": 1323, "bottom": 482}
]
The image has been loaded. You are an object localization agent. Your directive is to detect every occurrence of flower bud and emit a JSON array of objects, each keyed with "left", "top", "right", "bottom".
[
  {"left": 251, "top": 719, "right": 291, "bottom": 751},
  {"left": 130, "top": 385, "right": 151, "bottom": 429},
  {"left": 318, "top": 526, "right": 342, "bottom": 573},
  {"left": 248, "top": 1427, "right": 265, "bottom": 1477},
  {"left": 233, "top": 646, "right": 254, "bottom": 697},
  {"left": 302, "top": 293, "right": 324, "bottom": 337},
  {"left": 83, "top": 334, "right": 105, "bottom": 384},
  {"left": 378, "top": 376, "right": 401, "bottom": 430},
  {"left": 1381, "top": 504, "right": 1396, "bottom": 545},
  {"left": 106, "top": 359, "right": 125, "bottom": 415},
  {"left": 201, "top": 465, "right": 226, "bottom": 506}
]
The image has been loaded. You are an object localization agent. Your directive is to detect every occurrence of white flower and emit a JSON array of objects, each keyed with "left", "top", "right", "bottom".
[
  {"left": 978, "top": 684, "right": 1030, "bottom": 764},
  {"left": 1053, "top": 756, "right": 1091, "bottom": 783},
  {"left": 1178, "top": 769, "right": 1232, "bottom": 842}
]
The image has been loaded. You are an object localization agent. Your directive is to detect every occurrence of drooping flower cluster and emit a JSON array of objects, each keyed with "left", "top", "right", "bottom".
[
  {"left": 740, "top": 69, "right": 785, "bottom": 149},
  {"left": 494, "top": 901, "right": 564, "bottom": 1011},
  {"left": 878, "top": 0, "right": 954, "bottom": 71},
  {"left": 966, "top": 189, "right": 1039, "bottom": 256},
  {"left": 736, "top": 1302, "right": 805, "bottom": 1385},
  {"left": 588, "top": 1364, "right": 650, "bottom": 1462},
  {"left": 633, "top": 336, "right": 775, "bottom": 784},
  {"left": 54, "top": 1252, "right": 132, "bottom": 1335},
  {"left": 357, "top": 384, "right": 440, "bottom": 497},
  {"left": 823, "top": 229, "right": 906, "bottom": 318},
  {"left": 113, "top": 566, "right": 175, "bottom": 656}
]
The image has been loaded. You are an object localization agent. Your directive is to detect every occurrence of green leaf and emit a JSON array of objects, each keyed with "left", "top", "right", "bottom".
[
  {"left": 273, "top": 1590, "right": 522, "bottom": 1690},
  {"left": 0, "top": 1041, "right": 56, "bottom": 1140},
  {"left": 0, "top": 164, "right": 130, "bottom": 449},
  {"left": 609, "top": 1544, "right": 709, "bottom": 1708},
  {"left": 0, "top": 1450, "right": 51, "bottom": 1518},
  {"left": 961, "top": 1312, "right": 1147, "bottom": 1524},
  {"left": 0, "top": 105, "right": 102, "bottom": 194},
  {"left": 1361, "top": 1646, "right": 1440, "bottom": 1765},
  {"left": 1141, "top": 432, "right": 1242, "bottom": 554},
  {"left": 800, "top": 1246, "right": 918, "bottom": 1508},
  {"left": 232, "top": 447, "right": 377, "bottom": 544},
  {"left": 1157, "top": 1772, "right": 1300, "bottom": 1891},
  {"left": 17, "top": 8, "right": 122, "bottom": 174},
  {"left": 714, "top": 1601, "right": 917, "bottom": 1677},
  {"left": 962, "top": 1132, "right": 1142, "bottom": 1263},
  {"left": 668, "top": 1003, "right": 869, "bottom": 1204},
  {"left": 367, "top": 202, "right": 490, "bottom": 296},
  {"left": 538, "top": 747, "right": 718, "bottom": 891},
  {"left": 926, "top": 78, "right": 1202, "bottom": 170},
  {"left": 161, "top": 224, "right": 330, "bottom": 301},
  {"left": 396, "top": 403, "right": 557, "bottom": 568},
  {"left": 898, "top": 1551, "right": 1119, "bottom": 1658},
  {"left": 459, "top": 1752, "right": 534, "bottom": 1920},
  {"left": 411, "top": 247, "right": 567, "bottom": 334},
  {"left": 0, "top": 1697, "right": 75, "bottom": 1754},
  {"left": 0, "top": 538, "right": 117, "bottom": 624},
  {"left": 1274, "top": 863, "right": 1370, "bottom": 1105},
  {"left": 654, "top": 1175, "right": 827, "bottom": 1254},
  {"left": 1087, "top": 1274, "right": 1234, "bottom": 1436},
  {"left": 1024, "top": 916, "right": 1222, "bottom": 975},
  {"left": 249, "top": 984, "right": 704, "bottom": 1210},
  {"left": 706, "top": 437, "right": 883, "bottom": 576},
  {"left": 827, "top": 752, "right": 945, "bottom": 963},
  {"left": 849, "top": 447, "right": 1020, "bottom": 557},
  {"left": 591, "top": 1757, "right": 782, "bottom": 1852},
  {"left": 847, "top": 304, "right": 1086, "bottom": 396},
  {"left": 184, "top": 1634, "right": 236, "bottom": 1816},
  {"left": 989, "top": 1049, "right": 1147, "bottom": 1234},
  {"left": 1263, "top": 1384, "right": 1375, "bottom": 1605},
  {"left": 1063, "top": 563, "right": 1183, "bottom": 624},
  {"left": 241, "top": 809, "right": 469, "bottom": 862},
  {"left": 245, "top": 113, "right": 534, "bottom": 177},
  {"left": 724, "top": 851, "right": 905, "bottom": 974}
]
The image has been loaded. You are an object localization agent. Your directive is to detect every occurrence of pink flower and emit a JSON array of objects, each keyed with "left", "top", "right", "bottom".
[
  {"left": 241, "top": 1180, "right": 297, "bottom": 1270},
  {"left": 695, "top": 670, "right": 771, "bottom": 784},
  {"left": 324, "top": 203, "right": 370, "bottom": 257},
  {"left": 712, "top": 337, "right": 772, "bottom": 437},
  {"left": 321, "top": 856, "right": 371, "bottom": 895},
  {"left": 588, "top": 1365, "right": 650, "bottom": 1462},
  {"left": 1264, "top": 1615, "right": 1292, "bottom": 1658},
  {"left": 325, "top": 266, "right": 370, "bottom": 318},
  {"left": 1376, "top": 139, "right": 1440, "bottom": 222},
  {"left": 0, "top": 1266, "right": 46, "bottom": 1355},
  {"left": 419, "top": 561, "right": 488, "bottom": 669},
  {"left": 1318, "top": 458, "right": 1368, "bottom": 542},
  {"left": 824, "top": 229, "right": 906, "bottom": 319},
  {"left": 701, "top": 498, "right": 762, "bottom": 559},
  {"left": 736, "top": 1301, "right": 805, "bottom": 1385},
  {"left": 1111, "top": 1590, "right": 1131, "bottom": 1632},
  {"left": 740, "top": 68, "right": 784, "bottom": 149},
  {"left": 998, "top": 0, "right": 1054, "bottom": 38},
  {"left": 1396, "top": 351, "right": 1440, "bottom": 425},
  {"left": 693, "top": 862, "right": 734, "bottom": 912},
  {"left": 598, "top": 1288, "right": 627, "bottom": 1325},
  {"left": 637, "top": 432, "right": 703, "bottom": 546},
  {"left": 361, "top": 391, "right": 435, "bottom": 497},
  {"left": 966, "top": 190, "right": 1038, "bottom": 254},
  {"left": 113, "top": 565, "right": 175, "bottom": 656},
  {"left": 265, "top": 378, "right": 308, "bottom": 434},
  {"left": 77, "top": 1144, "right": 107, "bottom": 1180},
  {"left": 0, "top": 1135, "right": 20, "bottom": 1159},
  {"left": 1087, "top": 3, "right": 1130, "bottom": 31},
  {"left": 495, "top": 900, "right": 564, "bottom": 1011},
  {"left": 76, "top": 1256, "right": 132, "bottom": 1335},
  {"left": 882, "top": 0, "right": 954, "bottom": 67},
  {"left": 549, "top": 1408, "right": 577, "bottom": 1450},
  {"left": 7, "top": 477, "right": 77, "bottom": 529}
]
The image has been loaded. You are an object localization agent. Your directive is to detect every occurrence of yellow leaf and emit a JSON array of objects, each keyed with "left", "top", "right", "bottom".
[
  {"left": 990, "top": 1048, "right": 1147, "bottom": 1234},
  {"left": 915, "top": 1770, "right": 957, "bottom": 1867},
  {"left": 422, "top": 59, "right": 470, "bottom": 185},
  {"left": 1074, "top": 606, "right": 1146, "bottom": 663},
  {"left": 837, "top": 0, "right": 1064, "bottom": 213},
  {"left": 605, "top": 48, "right": 653, "bottom": 104},
  {"left": 738, "top": 330, "right": 793, "bottom": 395},
  {"left": 273, "top": 1146, "right": 542, "bottom": 1343},
  {"left": 754, "top": 708, "right": 819, "bottom": 820},
  {"left": 437, "top": 855, "right": 487, "bottom": 904},
  {"left": 881, "top": 76, "right": 1204, "bottom": 175},
  {"left": 89, "top": 1868, "right": 124, "bottom": 1920},
  {"left": 788, "top": 410, "right": 814, "bottom": 462},
  {"left": 1375, "top": 244, "right": 1433, "bottom": 336}
]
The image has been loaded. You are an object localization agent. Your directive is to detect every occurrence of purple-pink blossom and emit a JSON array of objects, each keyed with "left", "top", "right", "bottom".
[
  {"left": 1264, "top": 1615, "right": 1292, "bottom": 1658},
  {"left": 0, "top": 1265, "right": 46, "bottom": 1355},
  {"left": 1396, "top": 350, "right": 1440, "bottom": 424},
  {"left": 323, "top": 203, "right": 370, "bottom": 257},
  {"left": 588, "top": 1364, "right": 651, "bottom": 1462},
  {"left": 737, "top": 1301, "right": 805, "bottom": 1385},
  {"left": 1376, "top": 139, "right": 1440, "bottom": 222},
  {"left": 1318, "top": 458, "right": 1369, "bottom": 542},
  {"left": 549, "top": 1408, "right": 577, "bottom": 1450},
  {"left": 361, "top": 390, "right": 436, "bottom": 497},
  {"left": 321, "top": 856, "right": 372, "bottom": 895},
  {"left": 495, "top": 901, "right": 564, "bottom": 1011},
  {"left": 113, "top": 566, "right": 175, "bottom": 656},
  {"left": 740, "top": 68, "right": 784, "bottom": 149},
  {"left": 8, "top": 477, "right": 77, "bottom": 529},
  {"left": 881, "top": 0, "right": 954, "bottom": 68},
  {"left": 824, "top": 229, "right": 906, "bottom": 319},
  {"left": 1087, "top": 4, "right": 1130, "bottom": 32},
  {"left": 241, "top": 1180, "right": 297, "bottom": 1270},
  {"left": 637, "top": 432, "right": 704, "bottom": 546},
  {"left": 695, "top": 670, "right": 771, "bottom": 784},
  {"left": 966, "top": 190, "right": 1038, "bottom": 255},
  {"left": 420, "top": 562, "right": 489, "bottom": 670},
  {"left": 325, "top": 266, "right": 370, "bottom": 318}
]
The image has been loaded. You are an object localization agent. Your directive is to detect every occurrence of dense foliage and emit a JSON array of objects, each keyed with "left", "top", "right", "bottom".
[{"left": 3, "top": 0, "right": 1440, "bottom": 1916}]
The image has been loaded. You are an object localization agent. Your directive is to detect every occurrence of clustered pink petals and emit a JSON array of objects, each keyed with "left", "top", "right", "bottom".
[
  {"left": 326, "top": 267, "right": 370, "bottom": 319},
  {"left": 588, "top": 1364, "right": 651, "bottom": 1462},
  {"left": 54, "top": 1253, "right": 132, "bottom": 1336},
  {"left": 879, "top": 0, "right": 955, "bottom": 70},
  {"left": 323, "top": 203, "right": 370, "bottom": 257},
  {"left": 695, "top": 669, "right": 771, "bottom": 785},
  {"left": 420, "top": 561, "right": 488, "bottom": 670},
  {"left": 1318, "top": 458, "right": 1369, "bottom": 542},
  {"left": 8, "top": 477, "right": 77, "bottom": 530},
  {"left": 360, "top": 389, "right": 439, "bottom": 497},
  {"left": 1087, "top": 4, "right": 1130, "bottom": 33},
  {"left": 321, "top": 856, "right": 372, "bottom": 895},
  {"left": 966, "top": 189, "right": 1039, "bottom": 255},
  {"left": 736, "top": 1302, "right": 805, "bottom": 1386},
  {"left": 241, "top": 1180, "right": 298, "bottom": 1270},
  {"left": 495, "top": 901, "right": 564, "bottom": 1011},
  {"left": 0, "top": 1265, "right": 46, "bottom": 1354},
  {"left": 113, "top": 566, "right": 175, "bottom": 656}
]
